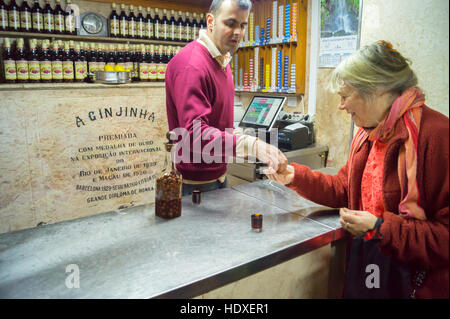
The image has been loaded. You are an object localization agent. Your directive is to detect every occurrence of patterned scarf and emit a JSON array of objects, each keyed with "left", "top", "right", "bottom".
[{"left": 348, "top": 87, "right": 426, "bottom": 220}]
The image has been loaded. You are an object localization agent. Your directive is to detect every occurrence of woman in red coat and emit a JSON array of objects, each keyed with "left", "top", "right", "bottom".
[{"left": 267, "top": 41, "right": 449, "bottom": 298}]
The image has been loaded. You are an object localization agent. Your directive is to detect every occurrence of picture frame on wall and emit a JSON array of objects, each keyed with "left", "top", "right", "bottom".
[{"left": 318, "top": 0, "right": 363, "bottom": 68}]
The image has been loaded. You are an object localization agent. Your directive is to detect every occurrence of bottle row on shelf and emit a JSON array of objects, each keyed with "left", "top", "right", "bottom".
[
  {"left": 238, "top": 0, "right": 299, "bottom": 48},
  {"left": 0, "top": 0, "right": 207, "bottom": 42},
  {"left": 1, "top": 0, "right": 77, "bottom": 34},
  {"left": 2, "top": 37, "right": 181, "bottom": 83},
  {"left": 232, "top": 45, "right": 298, "bottom": 93},
  {"left": 110, "top": 3, "right": 206, "bottom": 42}
]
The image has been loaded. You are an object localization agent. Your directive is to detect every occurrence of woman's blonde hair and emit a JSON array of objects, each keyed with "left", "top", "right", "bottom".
[{"left": 329, "top": 41, "right": 418, "bottom": 99}]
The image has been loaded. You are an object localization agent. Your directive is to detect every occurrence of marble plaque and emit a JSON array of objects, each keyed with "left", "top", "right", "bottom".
[{"left": 0, "top": 85, "right": 168, "bottom": 234}]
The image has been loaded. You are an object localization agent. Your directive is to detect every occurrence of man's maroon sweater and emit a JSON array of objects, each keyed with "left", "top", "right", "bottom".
[{"left": 165, "top": 41, "right": 237, "bottom": 181}]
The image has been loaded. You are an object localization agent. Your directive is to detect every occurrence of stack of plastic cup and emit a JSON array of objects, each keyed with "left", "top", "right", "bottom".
[
  {"left": 291, "top": 2, "right": 297, "bottom": 41},
  {"left": 266, "top": 17, "right": 271, "bottom": 44},
  {"left": 249, "top": 13, "right": 254, "bottom": 44},
  {"left": 254, "top": 48, "right": 259, "bottom": 90},
  {"left": 239, "top": 68, "right": 243, "bottom": 91},
  {"left": 290, "top": 64, "right": 296, "bottom": 92},
  {"left": 271, "top": 47, "right": 277, "bottom": 91},
  {"left": 260, "top": 57, "right": 264, "bottom": 89},
  {"left": 260, "top": 27, "right": 265, "bottom": 46},
  {"left": 272, "top": 1, "right": 278, "bottom": 42},
  {"left": 284, "top": 3, "right": 291, "bottom": 42},
  {"left": 234, "top": 54, "right": 239, "bottom": 88},
  {"left": 249, "top": 58, "right": 254, "bottom": 91},
  {"left": 265, "top": 64, "right": 270, "bottom": 91},
  {"left": 255, "top": 25, "right": 260, "bottom": 46},
  {"left": 283, "top": 55, "right": 289, "bottom": 90},
  {"left": 277, "top": 49, "right": 282, "bottom": 91},
  {"left": 278, "top": 5, "right": 284, "bottom": 40}
]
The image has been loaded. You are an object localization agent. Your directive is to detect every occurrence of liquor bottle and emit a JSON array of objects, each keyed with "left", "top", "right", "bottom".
[
  {"left": 131, "top": 44, "right": 139, "bottom": 80},
  {"left": 62, "top": 41, "right": 74, "bottom": 82},
  {"left": 53, "top": 0, "right": 65, "bottom": 34},
  {"left": 155, "top": 131, "right": 182, "bottom": 219},
  {"left": 156, "top": 45, "right": 164, "bottom": 82},
  {"left": 128, "top": 5, "right": 136, "bottom": 38},
  {"left": 16, "top": 38, "right": 29, "bottom": 82},
  {"left": 73, "top": 43, "right": 86, "bottom": 82},
  {"left": 185, "top": 12, "right": 191, "bottom": 42},
  {"left": 169, "top": 10, "right": 176, "bottom": 41},
  {"left": 161, "top": 9, "right": 168, "bottom": 41},
  {"left": 136, "top": 6, "right": 145, "bottom": 39},
  {"left": 96, "top": 43, "right": 105, "bottom": 71},
  {"left": 176, "top": 11, "right": 183, "bottom": 42},
  {"left": 87, "top": 42, "right": 98, "bottom": 74},
  {"left": 200, "top": 13, "right": 206, "bottom": 30},
  {"left": 192, "top": 13, "right": 199, "bottom": 40},
  {"left": 138, "top": 44, "right": 147, "bottom": 81},
  {"left": 124, "top": 44, "right": 132, "bottom": 72},
  {"left": 148, "top": 44, "right": 156, "bottom": 82},
  {"left": 105, "top": 44, "right": 115, "bottom": 67},
  {"left": 116, "top": 44, "right": 125, "bottom": 69},
  {"left": 65, "top": 0, "right": 76, "bottom": 35},
  {"left": 8, "top": 0, "right": 20, "bottom": 32},
  {"left": 181, "top": 12, "right": 187, "bottom": 42},
  {"left": 0, "top": 0, "right": 8, "bottom": 31},
  {"left": 31, "top": 0, "right": 43, "bottom": 33},
  {"left": 51, "top": 41, "right": 63, "bottom": 82},
  {"left": 145, "top": 7, "right": 153, "bottom": 40},
  {"left": 153, "top": 8, "right": 160, "bottom": 40},
  {"left": 109, "top": 2, "right": 119, "bottom": 37},
  {"left": 2, "top": 38, "right": 16, "bottom": 83},
  {"left": 43, "top": 0, "right": 54, "bottom": 34},
  {"left": 119, "top": 4, "right": 128, "bottom": 38},
  {"left": 160, "top": 45, "right": 168, "bottom": 81},
  {"left": 40, "top": 40, "right": 52, "bottom": 82},
  {"left": 20, "top": 0, "right": 32, "bottom": 32},
  {"left": 28, "top": 39, "right": 40, "bottom": 83}
]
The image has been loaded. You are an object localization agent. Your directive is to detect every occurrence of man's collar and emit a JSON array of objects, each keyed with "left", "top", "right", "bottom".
[{"left": 197, "top": 29, "right": 232, "bottom": 69}]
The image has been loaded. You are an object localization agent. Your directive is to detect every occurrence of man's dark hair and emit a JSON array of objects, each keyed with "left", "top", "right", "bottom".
[{"left": 209, "top": 0, "right": 252, "bottom": 15}]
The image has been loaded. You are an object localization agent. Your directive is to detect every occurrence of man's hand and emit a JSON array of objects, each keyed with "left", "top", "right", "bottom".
[
  {"left": 340, "top": 208, "right": 378, "bottom": 237},
  {"left": 265, "top": 164, "right": 294, "bottom": 185},
  {"left": 254, "top": 140, "right": 288, "bottom": 173}
]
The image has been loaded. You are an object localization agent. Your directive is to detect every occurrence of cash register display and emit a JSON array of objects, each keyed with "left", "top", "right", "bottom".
[{"left": 239, "top": 96, "right": 286, "bottom": 130}]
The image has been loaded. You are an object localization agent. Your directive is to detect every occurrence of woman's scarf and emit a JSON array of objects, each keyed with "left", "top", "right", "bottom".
[{"left": 348, "top": 87, "right": 426, "bottom": 220}]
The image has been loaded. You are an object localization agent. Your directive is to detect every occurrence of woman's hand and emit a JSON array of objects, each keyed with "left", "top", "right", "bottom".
[
  {"left": 265, "top": 164, "right": 295, "bottom": 185},
  {"left": 340, "top": 208, "right": 378, "bottom": 237}
]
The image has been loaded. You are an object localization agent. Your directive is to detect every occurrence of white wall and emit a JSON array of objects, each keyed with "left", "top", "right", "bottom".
[{"left": 360, "top": 0, "right": 449, "bottom": 116}]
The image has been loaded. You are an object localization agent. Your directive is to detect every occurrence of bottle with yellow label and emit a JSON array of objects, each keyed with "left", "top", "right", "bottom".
[
  {"left": 74, "top": 43, "right": 87, "bottom": 82},
  {"left": 138, "top": 44, "right": 148, "bottom": 82},
  {"left": 0, "top": 0, "right": 8, "bottom": 31},
  {"left": 51, "top": 42, "right": 63, "bottom": 82},
  {"left": 43, "top": 0, "right": 54, "bottom": 34},
  {"left": 156, "top": 45, "right": 166, "bottom": 82},
  {"left": 128, "top": 5, "right": 136, "bottom": 38},
  {"left": 3, "top": 38, "right": 17, "bottom": 83},
  {"left": 40, "top": 40, "right": 52, "bottom": 82},
  {"left": 119, "top": 3, "right": 128, "bottom": 38},
  {"left": 19, "top": 0, "right": 32, "bottom": 32},
  {"left": 28, "top": 39, "right": 41, "bottom": 83},
  {"left": 62, "top": 41, "right": 74, "bottom": 82},
  {"left": 15, "top": 38, "right": 29, "bottom": 83},
  {"left": 148, "top": 44, "right": 157, "bottom": 82}
]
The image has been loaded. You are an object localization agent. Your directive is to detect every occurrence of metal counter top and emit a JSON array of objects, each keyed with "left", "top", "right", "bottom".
[{"left": 0, "top": 181, "right": 343, "bottom": 299}]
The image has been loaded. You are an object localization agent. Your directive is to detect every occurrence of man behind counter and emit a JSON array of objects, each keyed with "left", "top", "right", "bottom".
[{"left": 165, "top": 0, "right": 287, "bottom": 195}]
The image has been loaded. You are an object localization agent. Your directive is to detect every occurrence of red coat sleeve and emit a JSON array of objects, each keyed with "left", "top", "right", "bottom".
[
  {"left": 379, "top": 118, "right": 449, "bottom": 269},
  {"left": 287, "top": 162, "right": 349, "bottom": 209}
]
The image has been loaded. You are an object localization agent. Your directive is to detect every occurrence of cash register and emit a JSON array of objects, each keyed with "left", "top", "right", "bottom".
[
  {"left": 237, "top": 96, "right": 314, "bottom": 151},
  {"left": 229, "top": 95, "right": 327, "bottom": 182}
]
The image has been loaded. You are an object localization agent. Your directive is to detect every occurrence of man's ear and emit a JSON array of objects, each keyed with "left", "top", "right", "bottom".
[{"left": 206, "top": 13, "right": 214, "bottom": 32}]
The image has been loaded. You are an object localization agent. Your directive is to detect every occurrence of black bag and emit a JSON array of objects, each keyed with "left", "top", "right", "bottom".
[{"left": 343, "top": 235, "right": 412, "bottom": 299}]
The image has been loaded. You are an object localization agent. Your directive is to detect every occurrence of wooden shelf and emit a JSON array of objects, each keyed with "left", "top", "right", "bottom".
[{"left": 0, "top": 31, "right": 187, "bottom": 46}]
